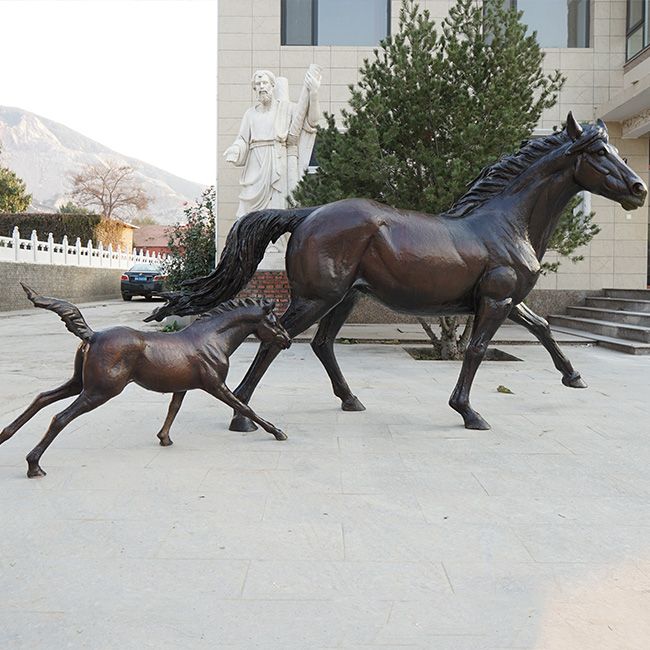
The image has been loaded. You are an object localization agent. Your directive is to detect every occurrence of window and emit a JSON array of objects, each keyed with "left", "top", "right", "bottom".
[
  {"left": 627, "top": 1, "right": 650, "bottom": 60},
  {"left": 509, "top": 0, "right": 590, "bottom": 48},
  {"left": 282, "top": 0, "right": 390, "bottom": 46}
]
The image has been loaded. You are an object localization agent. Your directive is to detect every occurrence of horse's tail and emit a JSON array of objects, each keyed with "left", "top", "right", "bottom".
[
  {"left": 21, "top": 283, "right": 94, "bottom": 342},
  {"left": 145, "top": 206, "right": 319, "bottom": 322}
]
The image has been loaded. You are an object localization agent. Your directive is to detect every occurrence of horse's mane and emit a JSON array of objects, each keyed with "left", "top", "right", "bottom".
[
  {"left": 446, "top": 129, "right": 575, "bottom": 218},
  {"left": 197, "top": 297, "right": 272, "bottom": 321}
]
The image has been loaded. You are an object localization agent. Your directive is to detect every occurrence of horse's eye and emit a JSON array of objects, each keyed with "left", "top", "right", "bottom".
[{"left": 598, "top": 148, "right": 607, "bottom": 156}]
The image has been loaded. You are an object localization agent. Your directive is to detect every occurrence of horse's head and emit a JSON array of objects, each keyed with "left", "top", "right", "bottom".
[
  {"left": 565, "top": 112, "right": 647, "bottom": 211},
  {"left": 255, "top": 299, "right": 291, "bottom": 349}
]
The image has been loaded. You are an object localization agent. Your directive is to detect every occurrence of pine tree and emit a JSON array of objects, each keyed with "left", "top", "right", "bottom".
[{"left": 293, "top": 0, "right": 596, "bottom": 359}]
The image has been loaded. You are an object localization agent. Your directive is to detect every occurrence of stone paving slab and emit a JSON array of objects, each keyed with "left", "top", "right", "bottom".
[{"left": 0, "top": 299, "right": 649, "bottom": 648}]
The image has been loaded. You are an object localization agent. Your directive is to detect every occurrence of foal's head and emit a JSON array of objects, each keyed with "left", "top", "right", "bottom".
[
  {"left": 198, "top": 297, "right": 291, "bottom": 349},
  {"left": 254, "top": 299, "right": 291, "bottom": 349},
  {"left": 564, "top": 112, "right": 647, "bottom": 211}
]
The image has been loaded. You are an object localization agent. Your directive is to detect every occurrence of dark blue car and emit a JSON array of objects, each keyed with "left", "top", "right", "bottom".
[{"left": 120, "top": 263, "right": 166, "bottom": 301}]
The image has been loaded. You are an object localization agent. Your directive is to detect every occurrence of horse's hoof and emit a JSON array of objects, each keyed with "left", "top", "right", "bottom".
[
  {"left": 273, "top": 429, "right": 288, "bottom": 441},
  {"left": 159, "top": 438, "right": 173, "bottom": 447},
  {"left": 342, "top": 396, "right": 366, "bottom": 412},
  {"left": 230, "top": 415, "right": 258, "bottom": 432},
  {"left": 464, "top": 414, "right": 491, "bottom": 430},
  {"left": 27, "top": 466, "right": 46, "bottom": 478},
  {"left": 562, "top": 374, "right": 587, "bottom": 389}
]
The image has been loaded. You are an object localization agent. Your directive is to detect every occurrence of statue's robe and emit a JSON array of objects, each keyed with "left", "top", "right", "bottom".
[{"left": 229, "top": 97, "right": 317, "bottom": 217}]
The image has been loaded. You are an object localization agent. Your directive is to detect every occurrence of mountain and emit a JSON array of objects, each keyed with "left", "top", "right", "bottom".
[{"left": 0, "top": 106, "right": 207, "bottom": 224}]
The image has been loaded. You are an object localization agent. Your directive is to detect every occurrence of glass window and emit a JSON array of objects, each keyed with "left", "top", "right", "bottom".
[
  {"left": 629, "top": 0, "right": 644, "bottom": 29},
  {"left": 317, "top": 0, "right": 389, "bottom": 46},
  {"left": 626, "top": 0, "right": 650, "bottom": 61},
  {"left": 628, "top": 25, "right": 645, "bottom": 59},
  {"left": 282, "top": 0, "right": 389, "bottom": 46},
  {"left": 282, "top": 0, "right": 313, "bottom": 46},
  {"left": 515, "top": 0, "right": 590, "bottom": 48}
]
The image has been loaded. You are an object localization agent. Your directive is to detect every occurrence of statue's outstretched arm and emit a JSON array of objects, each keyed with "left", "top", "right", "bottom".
[{"left": 224, "top": 111, "right": 251, "bottom": 166}]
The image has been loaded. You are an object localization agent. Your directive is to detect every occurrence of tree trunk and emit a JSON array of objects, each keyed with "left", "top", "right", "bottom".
[{"left": 417, "top": 315, "right": 474, "bottom": 361}]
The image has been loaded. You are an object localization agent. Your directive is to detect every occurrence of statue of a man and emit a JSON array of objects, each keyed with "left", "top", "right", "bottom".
[{"left": 224, "top": 65, "right": 322, "bottom": 218}]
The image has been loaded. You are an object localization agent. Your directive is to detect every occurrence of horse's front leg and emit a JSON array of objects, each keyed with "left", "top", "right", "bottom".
[
  {"left": 508, "top": 302, "right": 587, "bottom": 388},
  {"left": 449, "top": 269, "right": 516, "bottom": 430}
]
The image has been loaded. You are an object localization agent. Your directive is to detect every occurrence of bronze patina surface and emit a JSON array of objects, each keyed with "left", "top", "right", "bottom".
[
  {"left": 147, "top": 114, "right": 647, "bottom": 431},
  {"left": 0, "top": 285, "right": 291, "bottom": 478}
]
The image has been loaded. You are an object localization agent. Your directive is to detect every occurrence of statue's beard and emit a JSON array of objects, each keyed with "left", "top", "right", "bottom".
[{"left": 258, "top": 90, "right": 272, "bottom": 104}]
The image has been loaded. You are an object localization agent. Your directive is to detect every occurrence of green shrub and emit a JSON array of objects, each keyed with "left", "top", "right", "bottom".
[
  {"left": 164, "top": 187, "right": 216, "bottom": 290},
  {"left": 0, "top": 212, "right": 102, "bottom": 243}
]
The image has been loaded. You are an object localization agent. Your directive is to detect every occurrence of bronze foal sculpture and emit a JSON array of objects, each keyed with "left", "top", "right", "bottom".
[
  {"left": 0, "top": 284, "right": 291, "bottom": 478},
  {"left": 147, "top": 114, "right": 647, "bottom": 431}
]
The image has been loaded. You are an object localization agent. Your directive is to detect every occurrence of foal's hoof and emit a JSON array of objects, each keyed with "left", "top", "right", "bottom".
[
  {"left": 230, "top": 414, "right": 258, "bottom": 432},
  {"left": 272, "top": 429, "right": 288, "bottom": 441},
  {"left": 342, "top": 396, "right": 366, "bottom": 412},
  {"left": 27, "top": 466, "right": 46, "bottom": 478},
  {"left": 562, "top": 374, "right": 587, "bottom": 389}
]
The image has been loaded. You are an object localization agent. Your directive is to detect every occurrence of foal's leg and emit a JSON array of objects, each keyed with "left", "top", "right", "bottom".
[
  {"left": 508, "top": 303, "right": 587, "bottom": 388},
  {"left": 25, "top": 391, "right": 111, "bottom": 478},
  {"left": 157, "top": 392, "right": 186, "bottom": 446},
  {"left": 230, "top": 296, "right": 335, "bottom": 432},
  {"left": 0, "top": 345, "right": 84, "bottom": 446},
  {"left": 310, "top": 292, "right": 365, "bottom": 412},
  {"left": 208, "top": 384, "right": 286, "bottom": 441}
]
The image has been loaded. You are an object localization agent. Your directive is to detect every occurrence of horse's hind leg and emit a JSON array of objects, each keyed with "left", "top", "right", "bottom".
[
  {"left": 25, "top": 391, "right": 110, "bottom": 478},
  {"left": 208, "top": 383, "right": 286, "bottom": 441},
  {"left": 230, "top": 296, "right": 334, "bottom": 432},
  {"left": 508, "top": 303, "right": 587, "bottom": 388},
  {"left": 157, "top": 392, "right": 186, "bottom": 446},
  {"left": 0, "top": 344, "right": 84, "bottom": 446},
  {"left": 310, "top": 292, "right": 365, "bottom": 411}
]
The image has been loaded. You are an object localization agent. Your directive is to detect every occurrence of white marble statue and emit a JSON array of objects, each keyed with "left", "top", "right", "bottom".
[{"left": 223, "top": 66, "right": 322, "bottom": 268}]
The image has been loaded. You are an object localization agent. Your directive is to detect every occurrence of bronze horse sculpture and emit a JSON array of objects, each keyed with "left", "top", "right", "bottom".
[
  {"left": 0, "top": 284, "right": 291, "bottom": 478},
  {"left": 148, "top": 114, "right": 647, "bottom": 431}
]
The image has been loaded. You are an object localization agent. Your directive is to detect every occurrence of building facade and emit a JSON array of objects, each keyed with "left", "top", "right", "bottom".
[{"left": 217, "top": 0, "right": 650, "bottom": 296}]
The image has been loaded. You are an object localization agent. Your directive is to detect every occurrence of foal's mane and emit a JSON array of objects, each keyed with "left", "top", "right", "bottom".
[
  {"left": 197, "top": 297, "right": 272, "bottom": 321},
  {"left": 446, "top": 129, "right": 574, "bottom": 218}
]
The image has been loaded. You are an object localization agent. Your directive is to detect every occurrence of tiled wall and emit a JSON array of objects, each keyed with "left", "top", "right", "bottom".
[{"left": 218, "top": 0, "right": 648, "bottom": 290}]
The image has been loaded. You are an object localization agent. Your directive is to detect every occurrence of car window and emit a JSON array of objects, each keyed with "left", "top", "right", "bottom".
[{"left": 128, "top": 264, "right": 161, "bottom": 272}]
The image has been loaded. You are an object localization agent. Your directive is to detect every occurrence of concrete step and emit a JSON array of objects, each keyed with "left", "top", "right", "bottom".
[
  {"left": 604, "top": 288, "right": 650, "bottom": 301},
  {"left": 550, "top": 325, "right": 650, "bottom": 355},
  {"left": 585, "top": 296, "right": 650, "bottom": 313},
  {"left": 548, "top": 315, "right": 650, "bottom": 343},
  {"left": 566, "top": 306, "right": 650, "bottom": 327}
]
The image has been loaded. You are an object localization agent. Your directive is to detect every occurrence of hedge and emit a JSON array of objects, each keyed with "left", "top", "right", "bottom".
[{"left": 0, "top": 212, "right": 102, "bottom": 243}]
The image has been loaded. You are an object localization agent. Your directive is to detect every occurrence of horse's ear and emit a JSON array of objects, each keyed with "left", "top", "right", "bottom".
[
  {"left": 566, "top": 111, "right": 583, "bottom": 141},
  {"left": 262, "top": 299, "right": 275, "bottom": 313},
  {"left": 596, "top": 117, "right": 608, "bottom": 135}
]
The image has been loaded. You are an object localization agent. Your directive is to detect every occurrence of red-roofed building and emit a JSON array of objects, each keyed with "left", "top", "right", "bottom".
[{"left": 133, "top": 225, "right": 174, "bottom": 256}]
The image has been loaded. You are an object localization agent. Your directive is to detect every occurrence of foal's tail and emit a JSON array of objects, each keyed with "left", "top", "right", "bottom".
[
  {"left": 21, "top": 283, "right": 94, "bottom": 341},
  {"left": 145, "top": 206, "right": 320, "bottom": 322}
]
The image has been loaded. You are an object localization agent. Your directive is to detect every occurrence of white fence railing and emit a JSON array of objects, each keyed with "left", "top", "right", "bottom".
[{"left": 0, "top": 227, "right": 167, "bottom": 269}]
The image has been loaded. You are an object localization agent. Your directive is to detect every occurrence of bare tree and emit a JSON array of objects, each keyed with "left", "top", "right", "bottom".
[{"left": 68, "top": 161, "right": 150, "bottom": 220}]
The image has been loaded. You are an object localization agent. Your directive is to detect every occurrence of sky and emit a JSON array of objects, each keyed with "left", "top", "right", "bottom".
[{"left": 0, "top": 0, "right": 217, "bottom": 185}]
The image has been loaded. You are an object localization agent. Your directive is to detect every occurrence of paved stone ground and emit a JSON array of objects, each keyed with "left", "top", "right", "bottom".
[{"left": 0, "top": 298, "right": 649, "bottom": 649}]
